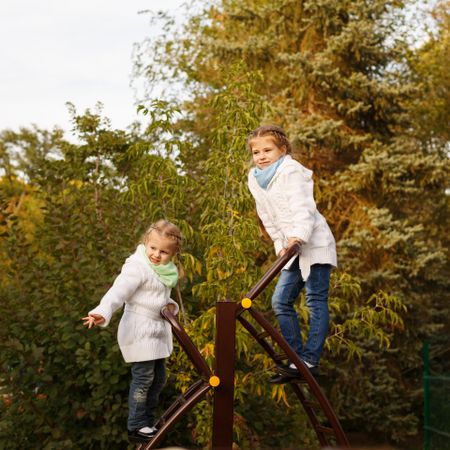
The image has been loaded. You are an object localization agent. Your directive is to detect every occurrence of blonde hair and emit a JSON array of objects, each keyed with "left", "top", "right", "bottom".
[
  {"left": 142, "top": 219, "right": 182, "bottom": 254},
  {"left": 247, "top": 124, "right": 292, "bottom": 154}
]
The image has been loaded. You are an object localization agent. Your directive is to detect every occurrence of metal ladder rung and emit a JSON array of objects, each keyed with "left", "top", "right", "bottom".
[
  {"left": 316, "top": 425, "right": 335, "bottom": 435},
  {"left": 256, "top": 330, "right": 270, "bottom": 339},
  {"left": 175, "top": 382, "right": 202, "bottom": 406},
  {"left": 273, "top": 352, "right": 288, "bottom": 361},
  {"left": 158, "top": 380, "right": 205, "bottom": 424},
  {"left": 303, "top": 400, "right": 321, "bottom": 410},
  {"left": 290, "top": 377, "right": 307, "bottom": 385}
]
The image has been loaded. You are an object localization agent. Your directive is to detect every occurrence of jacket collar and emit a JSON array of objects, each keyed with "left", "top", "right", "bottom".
[{"left": 255, "top": 154, "right": 293, "bottom": 189}]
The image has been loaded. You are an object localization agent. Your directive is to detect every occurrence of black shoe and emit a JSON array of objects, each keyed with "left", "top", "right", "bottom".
[
  {"left": 269, "top": 373, "right": 298, "bottom": 384},
  {"left": 128, "top": 427, "right": 157, "bottom": 443},
  {"left": 278, "top": 364, "right": 320, "bottom": 379},
  {"left": 269, "top": 364, "right": 302, "bottom": 384}
]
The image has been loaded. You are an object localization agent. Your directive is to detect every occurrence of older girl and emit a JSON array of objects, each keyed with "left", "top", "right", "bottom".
[
  {"left": 82, "top": 219, "right": 182, "bottom": 443},
  {"left": 247, "top": 125, "right": 337, "bottom": 382}
]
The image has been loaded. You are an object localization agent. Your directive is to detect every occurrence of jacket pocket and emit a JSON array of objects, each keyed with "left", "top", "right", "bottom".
[
  {"left": 135, "top": 318, "right": 166, "bottom": 341},
  {"left": 118, "top": 313, "right": 136, "bottom": 346}
]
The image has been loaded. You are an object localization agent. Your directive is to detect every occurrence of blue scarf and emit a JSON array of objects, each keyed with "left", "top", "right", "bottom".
[{"left": 253, "top": 156, "right": 285, "bottom": 189}]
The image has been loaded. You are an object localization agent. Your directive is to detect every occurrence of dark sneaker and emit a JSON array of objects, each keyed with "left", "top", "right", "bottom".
[
  {"left": 269, "top": 373, "right": 298, "bottom": 384},
  {"left": 268, "top": 363, "right": 302, "bottom": 384},
  {"left": 128, "top": 426, "right": 157, "bottom": 443},
  {"left": 278, "top": 364, "right": 320, "bottom": 379}
]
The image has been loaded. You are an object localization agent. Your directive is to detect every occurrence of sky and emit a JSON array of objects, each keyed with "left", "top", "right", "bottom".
[
  {"left": 1, "top": 0, "right": 185, "bottom": 136},
  {"left": 1, "top": 1, "right": 436, "bottom": 138}
]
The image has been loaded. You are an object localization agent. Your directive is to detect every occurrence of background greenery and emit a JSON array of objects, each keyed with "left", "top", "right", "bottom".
[{"left": 1, "top": 0, "right": 448, "bottom": 449}]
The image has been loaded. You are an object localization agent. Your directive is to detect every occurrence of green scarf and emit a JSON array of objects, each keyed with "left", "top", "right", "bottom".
[{"left": 139, "top": 245, "right": 179, "bottom": 288}]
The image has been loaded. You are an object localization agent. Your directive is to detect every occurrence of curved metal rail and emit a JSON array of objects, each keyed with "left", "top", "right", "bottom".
[
  {"left": 237, "top": 311, "right": 348, "bottom": 447},
  {"left": 138, "top": 379, "right": 211, "bottom": 450},
  {"left": 161, "top": 307, "right": 212, "bottom": 379},
  {"left": 138, "top": 244, "right": 348, "bottom": 449},
  {"left": 137, "top": 309, "right": 214, "bottom": 450},
  {"left": 237, "top": 244, "right": 349, "bottom": 447}
]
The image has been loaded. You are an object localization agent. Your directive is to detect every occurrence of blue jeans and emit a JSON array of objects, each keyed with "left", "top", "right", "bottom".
[
  {"left": 128, "top": 359, "right": 166, "bottom": 431},
  {"left": 272, "top": 260, "right": 331, "bottom": 366}
]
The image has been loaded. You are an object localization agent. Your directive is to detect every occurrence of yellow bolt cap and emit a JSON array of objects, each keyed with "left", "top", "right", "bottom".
[
  {"left": 209, "top": 375, "right": 220, "bottom": 387},
  {"left": 241, "top": 298, "right": 252, "bottom": 309}
]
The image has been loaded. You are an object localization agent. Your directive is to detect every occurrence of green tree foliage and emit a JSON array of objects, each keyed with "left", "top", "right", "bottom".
[
  {"left": 0, "top": 100, "right": 407, "bottom": 449},
  {"left": 134, "top": 0, "right": 449, "bottom": 445},
  {"left": 0, "top": 108, "right": 196, "bottom": 449},
  {"left": 408, "top": 0, "right": 450, "bottom": 145},
  {"left": 1, "top": 1, "right": 448, "bottom": 449}
]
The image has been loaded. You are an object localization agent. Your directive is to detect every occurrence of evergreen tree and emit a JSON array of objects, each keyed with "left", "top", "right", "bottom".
[
  {"left": 1, "top": 1, "right": 448, "bottom": 448},
  {"left": 135, "top": 0, "right": 449, "bottom": 444}
]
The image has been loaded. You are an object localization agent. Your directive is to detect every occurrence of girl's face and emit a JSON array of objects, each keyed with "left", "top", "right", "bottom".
[
  {"left": 250, "top": 135, "right": 286, "bottom": 169},
  {"left": 145, "top": 231, "right": 176, "bottom": 265}
]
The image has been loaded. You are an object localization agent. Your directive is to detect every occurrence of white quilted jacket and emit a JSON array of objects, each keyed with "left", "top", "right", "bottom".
[
  {"left": 248, "top": 155, "right": 337, "bottom": 280},
  {"left": 89, "top": 245, "right": 179, "bottom": 363}
]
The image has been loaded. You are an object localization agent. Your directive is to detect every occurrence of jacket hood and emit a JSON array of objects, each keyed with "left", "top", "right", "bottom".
[{"left": 126, "top": 245, "right": 154, "bottom": 274}]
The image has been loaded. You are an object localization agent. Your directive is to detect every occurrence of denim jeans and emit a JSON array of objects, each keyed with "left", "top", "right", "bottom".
[
  {"left": 272, "top": 259, "right": 331, "bottom": 366},
  {"left": 128, "top": 359, "right": 166, "bottom": 431}
]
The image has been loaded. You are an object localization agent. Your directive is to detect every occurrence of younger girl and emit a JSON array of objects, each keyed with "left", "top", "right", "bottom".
[
  {"left": 247, "top": 125, "right": 337, "bottom": 382},
  {"left": 82, "top": 219, "right": 182, "bottom": 443}
]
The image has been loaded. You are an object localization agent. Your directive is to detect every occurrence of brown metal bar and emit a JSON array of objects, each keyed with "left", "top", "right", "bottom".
[
  {"left": 211, "top": 301, "right": 238, "bottom": 450},
  {"left": 141, "top": 381, "right": 212, "bottom": 450},
  {"left": 316, "top": 425, "right": 336, "bottom": 435},
  {"left": 247, "top": 307, "right": 350, "bottom": 447},
  {"left": 156, "top": 379, "right": 206, "bottom": 427},
  {"left": 243, "top": 243, "right": 300, "bottom": 301},
  {"left": 161, "top": 307, "right": 212, "bottom": 378}
]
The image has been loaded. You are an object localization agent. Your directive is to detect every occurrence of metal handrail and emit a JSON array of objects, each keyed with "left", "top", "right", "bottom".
[
  {"left": 244, "top": 243, "right": 301, "bottom": 301},
  {"left": 161, "top": 307, "right": 212, "bottom": 379},
  {"left": 158, "top": 241, "right": 350, "bottom": 449}
]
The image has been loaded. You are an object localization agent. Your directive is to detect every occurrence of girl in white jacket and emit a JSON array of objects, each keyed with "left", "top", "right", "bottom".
[
  {"left": 82, "top": 219, "right": 181, "bottom": 443},
  {"left": 247, "top": 125, "right": 337, "bottom": 382}
]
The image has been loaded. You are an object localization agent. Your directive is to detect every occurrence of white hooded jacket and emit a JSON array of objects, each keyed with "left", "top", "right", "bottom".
[
  {"left": 89, "top": 245, "right": 179, "bottom": 363},
  {"left": 248, "top": 155, "right": 337, "bottom": 280}
]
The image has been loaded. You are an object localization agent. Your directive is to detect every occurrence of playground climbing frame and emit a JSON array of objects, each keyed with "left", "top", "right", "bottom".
[{"left": 138, "top": 244, "right": 349, "bottom": 450}]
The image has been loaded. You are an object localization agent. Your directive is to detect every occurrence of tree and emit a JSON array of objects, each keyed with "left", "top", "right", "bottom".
[
  {"left": 408, "top": 0, "right": 450, "bottom": 145},
  {"left": 0, "top": 107, "right": 197, "bottom": 449},
  {"left": 134, "top": 0, "right": 449, "bottom": 444},
  {"left": 0, "top": 99, "right": 406, "bottom": 449},
  {"left": 2, "top": 1, "right": 448, "bottom": 448}
]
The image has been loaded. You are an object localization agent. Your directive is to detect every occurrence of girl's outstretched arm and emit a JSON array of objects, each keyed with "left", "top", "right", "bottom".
[
  {"left": 88, "top": 262, "right": 144, "bottom": 327},
  {"left": 82, "top": 313, "right": 105, "bottom": 328}
]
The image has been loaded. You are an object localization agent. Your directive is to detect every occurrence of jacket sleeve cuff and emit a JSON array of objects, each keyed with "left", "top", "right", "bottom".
[
  {"left": 89, "top": 306, "right": 112, "bottom": 327},
  {"left": 274, "top": 240, "right": 284, "bottom": 256},
  {"left": 287, "top": 227, "right": 312, "bottom": 244}
]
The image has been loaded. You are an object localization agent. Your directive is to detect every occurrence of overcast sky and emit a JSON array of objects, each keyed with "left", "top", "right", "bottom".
[
  {"left": 1, "top": 1, "right": 436, "bottom": 138},
  {"left": 1, "top": 0, "right": 185, "bottom": 136}
]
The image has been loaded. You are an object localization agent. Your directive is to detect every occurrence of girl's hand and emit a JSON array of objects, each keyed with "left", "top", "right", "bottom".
[
  {"left": 278, "top": 238, "right": 304, "bottom": 256},
  {"left": 82, "top": 314, "right": 105, "bottom": 328},
  {"left": 165, "top": 304, "right": 178, "bottom": 315},
  {"left": 287, "top": 237, "right": 304, "bottom": 248}
]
